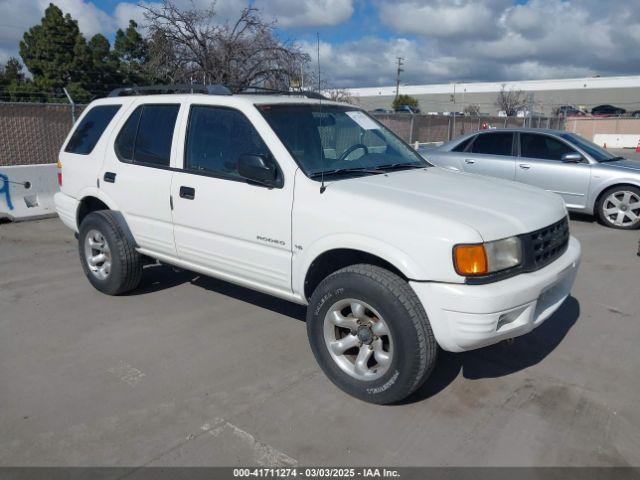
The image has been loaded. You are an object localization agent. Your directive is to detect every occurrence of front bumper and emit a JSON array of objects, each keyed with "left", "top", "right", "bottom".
[{"left": 410, "top": 236, "right": 581, "bottom": 352}]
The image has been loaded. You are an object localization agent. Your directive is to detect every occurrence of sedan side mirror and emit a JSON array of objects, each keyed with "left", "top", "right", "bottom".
[
  {"left": 561, "top": 152, "right": 583, "bottom": 163},
  {"left": 238, "top": 153, "right": 280, "bottom": 187}
]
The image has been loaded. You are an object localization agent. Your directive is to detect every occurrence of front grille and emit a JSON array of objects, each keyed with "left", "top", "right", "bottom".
[{"left": 522, "top": 217, "right": 570, "bottom": 272}]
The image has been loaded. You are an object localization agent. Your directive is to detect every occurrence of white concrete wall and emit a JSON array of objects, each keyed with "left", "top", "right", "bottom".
[{"left": 0, "top": 164, "right": 59, "bottom": 221}]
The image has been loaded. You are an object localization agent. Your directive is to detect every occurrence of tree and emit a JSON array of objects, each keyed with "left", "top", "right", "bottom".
[
  {"left": 1, "top": 57, "right": 25, "bottom": 84},
  {"left": 463, "top": 104, "right": 480, "bottom": 116},
  {"left": 19, "top": 4, "right": 88, "bottom": 93},
  {"left": 114, "top": 20, "right": 149, "bottom": 84},
  {"left": 142, "top": 0, "right": 310, "bottom": 90},
  {"left": 327, "top": 88, "right": 355, "bottom": 104},
  {"left": 495, "top": 84, "right": 529, "bottom": 116},
  {"left": 393, "top": 94, "right": 418, "bottom": 111}
]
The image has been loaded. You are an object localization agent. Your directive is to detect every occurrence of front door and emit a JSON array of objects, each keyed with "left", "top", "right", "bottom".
[
  {"left": 515, "top": 133, "right": 591, "bottom": 210},
  {"left": 170, "top": 104, "right": 293, "bottom": 295}
]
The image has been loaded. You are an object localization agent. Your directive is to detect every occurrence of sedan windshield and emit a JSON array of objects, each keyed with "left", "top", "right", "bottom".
[
  {"left": 258, "top": 104, "right": 428, "bottom": 178},
  {"left": 560, "top": 132, "right": 620, "bottom": 162}
]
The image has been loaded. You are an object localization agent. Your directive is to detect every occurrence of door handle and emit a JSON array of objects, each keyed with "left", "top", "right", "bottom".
[
  {"left": 179, "top": 186, "right": 195, "bottom": 200},
  {"left": 464, "top": 158, "right": 475, "bottom": 164},
  {"left": 519, "top": 164, "right": 531, "bottom": 170},
  {"left": 103, "top": 172, "right": 116, "bottom": 183}
]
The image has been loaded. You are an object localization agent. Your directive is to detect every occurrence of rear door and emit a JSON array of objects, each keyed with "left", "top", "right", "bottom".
[
  {"left": 460, "top": 131, "right": 516, "bottom": 180},
  {"left": 100, "top": 101, "right": 183, "bottom": 257},
  {"left": 515, "top": 132, "right": 591, "bottom": 209}
]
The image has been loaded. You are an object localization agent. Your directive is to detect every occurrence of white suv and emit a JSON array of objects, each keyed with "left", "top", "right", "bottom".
[{"left": 54, "top": 86, "right": 581, "bottom": 404}]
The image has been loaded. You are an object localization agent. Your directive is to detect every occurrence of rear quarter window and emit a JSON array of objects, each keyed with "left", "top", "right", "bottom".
[{"left": 64, "top": 105, "right": 121, "bottom": 155}]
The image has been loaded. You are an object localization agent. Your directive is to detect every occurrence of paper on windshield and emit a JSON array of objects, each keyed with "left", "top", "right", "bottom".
[{"left": 345, "top": 111, "right": 380, "bottom": 130}]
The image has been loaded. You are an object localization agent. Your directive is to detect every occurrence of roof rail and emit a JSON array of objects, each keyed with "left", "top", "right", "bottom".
[
  {"left": 238, "top": 86, "right": 328, "bottom": 100},
  {"left": 107, "top": 84, "right": 232, "bottom": 97}
]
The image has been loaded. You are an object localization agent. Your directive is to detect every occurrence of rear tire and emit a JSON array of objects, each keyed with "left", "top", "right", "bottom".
[
  {"left": 78, "top": 211, "right": 142, "bottom": 295},
  {"left": 596, "top": 185, "right": 640, "bottom": 230},
  {"left": 306, "top": 264, "right": 437, "bottom": 404}
]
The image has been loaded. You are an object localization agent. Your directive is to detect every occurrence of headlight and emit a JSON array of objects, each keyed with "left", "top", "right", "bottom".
[{"left": 453, "top": 236, "right": 522, "bottom": 276}]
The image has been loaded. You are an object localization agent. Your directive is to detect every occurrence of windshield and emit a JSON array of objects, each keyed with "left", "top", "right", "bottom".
[
  {"left": 258, "top": 104, "right": 428, "bottom": 178},
  {"left": 560, "top": 133, "right": 620, "bottom": 162}
]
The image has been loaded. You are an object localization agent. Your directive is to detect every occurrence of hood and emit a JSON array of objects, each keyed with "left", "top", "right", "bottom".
[
  {"left": 599, "top": 159, "right": 640, "bottom": 173},
  {"left": 329, "top": 167, "right": 567, "bottom": 241}
]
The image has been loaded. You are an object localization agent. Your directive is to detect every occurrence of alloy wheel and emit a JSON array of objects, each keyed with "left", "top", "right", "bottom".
[{"left": 323, "top": 298, "right": 393, "bottom": 381}]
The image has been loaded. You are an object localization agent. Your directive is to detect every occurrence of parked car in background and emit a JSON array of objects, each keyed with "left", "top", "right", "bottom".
[
  {"left": 591, "top": 104, "right": 626, "bottom": 116},
  {"left": 556, "top": 105, "right": 585, "bottom": 117},
  {"left": 424, "top": 128, "right": 640, "bottom": 230},
  {"left": 370, "top": 108, "right": 394, "bottom": 114},
  {"left": 394, "top": 105, "right": 420, "bottom": 114}
]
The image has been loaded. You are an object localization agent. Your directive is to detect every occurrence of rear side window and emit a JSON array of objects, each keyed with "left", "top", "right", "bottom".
[
  {"left": 452, "top": 136, "right": 474, "bottom": 152},
  {"left": 115, "top": 104, "right": 180, "bottom": 167},
  {"left": 471, "top": 132, "right": 513, "bottom": 156},
  {"left": 65, "top": 105, "right": 121, "bottom": 155},
  {"left": 520, "top": 133, "right": 575, "bottom": 161}
]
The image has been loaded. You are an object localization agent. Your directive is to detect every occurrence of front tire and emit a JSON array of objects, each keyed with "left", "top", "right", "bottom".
[
  {"left": 78, "top": 211, "right": 142, "bottom": 295},
  {"left": 306, "top": 264, "right": 437, "bottom": 404},
  {"left": 596, "top": 186, "right": 640, "bottom": 230}
]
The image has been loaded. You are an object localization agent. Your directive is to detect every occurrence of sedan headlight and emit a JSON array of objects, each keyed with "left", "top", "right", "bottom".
[{"left": 453, "top": 236, "right": 522, "bottom": 276}]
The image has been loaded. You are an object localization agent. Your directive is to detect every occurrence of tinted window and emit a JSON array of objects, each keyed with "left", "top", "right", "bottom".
[
  {"left": 114, "top": 107, "right": 141, "bottom": 161},
  {"left": 115, "top": 105, "right": 179, "bottom": 166},
  {"left": 185, "top": 106, "right": 271, "bottom": 178},
  {"left": 520, "top": 133, "right": 575, "bottom": 161},
  {"left": 453, "top": 136, "right": 474, "bottom": 152},
  {"left": 65, "top": 105, "right": 121, "bottom": 155},
  {"left": 471, "top": 132, "right": 513, "bottom": 156}
]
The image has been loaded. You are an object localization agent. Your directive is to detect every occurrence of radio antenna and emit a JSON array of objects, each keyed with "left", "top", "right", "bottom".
[{"left": 317, "top": 32, "right": 326, "bottom": 194}]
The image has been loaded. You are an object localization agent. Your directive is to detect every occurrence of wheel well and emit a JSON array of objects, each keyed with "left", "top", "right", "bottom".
[
  {"left": 304, "top": 249, "right": 407, "bottom": 300},
  {"left": 77, "top": 196, "right": 109, "bottom": 227}
]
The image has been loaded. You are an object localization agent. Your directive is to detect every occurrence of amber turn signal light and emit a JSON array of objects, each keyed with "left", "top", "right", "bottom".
[{"left": 453, "top": 244, "right": 488, "bottom": 276}]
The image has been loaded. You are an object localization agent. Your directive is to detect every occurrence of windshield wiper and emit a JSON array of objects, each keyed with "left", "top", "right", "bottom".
[
  {"left": 604, "top": 156, "right": 625, "bottom": 161},
  {"left": 373, "top": 162, "right": 426, "bottom": 171},
  {"left": 309, "top": 167, "right": 384, "bottom": 178}
]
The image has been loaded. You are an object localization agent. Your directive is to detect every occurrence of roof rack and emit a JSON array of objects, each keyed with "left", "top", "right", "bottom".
[
  {"left": 238, "top": 86, "right": 328, "bottom": 100},
  {"left": 108, "top": 84, "right": 232, "bottom": 97}
]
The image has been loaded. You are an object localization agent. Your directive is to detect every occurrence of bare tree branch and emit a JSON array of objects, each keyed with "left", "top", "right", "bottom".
[{"left": 142, "top": 0, "right": 310, "bottom": 90}]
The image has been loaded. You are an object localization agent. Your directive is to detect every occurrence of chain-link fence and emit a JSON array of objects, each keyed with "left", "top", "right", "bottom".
[
  {"left": 0, "top": 103, "right": 83, "bottom": 166},
  {"left": 2, "top": 102, "right": 633, "bottom": 167},
  {"left": 372, "top": 113, "right": 567, "bottom": 144}
]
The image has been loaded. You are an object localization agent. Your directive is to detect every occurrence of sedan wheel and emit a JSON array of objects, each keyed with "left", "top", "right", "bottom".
[{"left": 600, "top": 189, "right": 640, "bottom": 229}]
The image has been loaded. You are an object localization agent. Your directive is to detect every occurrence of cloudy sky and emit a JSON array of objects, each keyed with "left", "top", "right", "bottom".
[{"left": 1, "top": 0, "right": 639, "bottom": 87}]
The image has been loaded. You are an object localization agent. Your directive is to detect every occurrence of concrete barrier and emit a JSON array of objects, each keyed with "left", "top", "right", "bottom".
[
  {"left": 0, "top": 164, "right": 58, "bottom": 221},
  {"left": 593, "top": 133, "right": 640, "bottom": 149}
]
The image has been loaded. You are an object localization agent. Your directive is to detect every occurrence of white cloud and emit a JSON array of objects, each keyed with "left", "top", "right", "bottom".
[
  {"left": 378, "top": 0, "right": 510, "bottom": 40},
  {"left": 254, "top": 0, "right": 353, "bottom": 27}
]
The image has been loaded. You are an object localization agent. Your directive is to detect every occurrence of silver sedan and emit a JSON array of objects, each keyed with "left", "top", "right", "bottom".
[{"left": 424, "top": 128, "right": 640, "bottom": 230}]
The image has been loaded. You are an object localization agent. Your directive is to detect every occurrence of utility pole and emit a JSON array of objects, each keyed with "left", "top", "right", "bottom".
[{"left": 395, "top": 57, "right": 404, "bottom": 98}]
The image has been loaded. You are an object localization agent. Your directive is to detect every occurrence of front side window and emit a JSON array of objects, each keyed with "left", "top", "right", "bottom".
[
  {"left": 65, "top": 105, "right": 121, "bottom": 155},
  {"left": 470, "top": 132, "right": 513, "bottom": 156},
  {"left": 115, "top": 104, "right": 180, "bottom": 167},
  {"left": 520, "top": 133, "right": 575, "bottom": 161},
  {"left": 258, "top": 104, "right": 427, "bottom": 178},
  {"left": 185, "top": 106, "right": 271, "bottom": 178},
  {"left": 560, "top": 133, "right": 618, "bottom": 162}
]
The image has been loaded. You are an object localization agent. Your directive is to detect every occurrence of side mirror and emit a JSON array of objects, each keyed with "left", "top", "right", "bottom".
[
  {"left": 561, "top": 152, "right": 583, "bottom": 163},
  {"left": 238, "top": 153, "right": 279, "bottom": 187}
]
